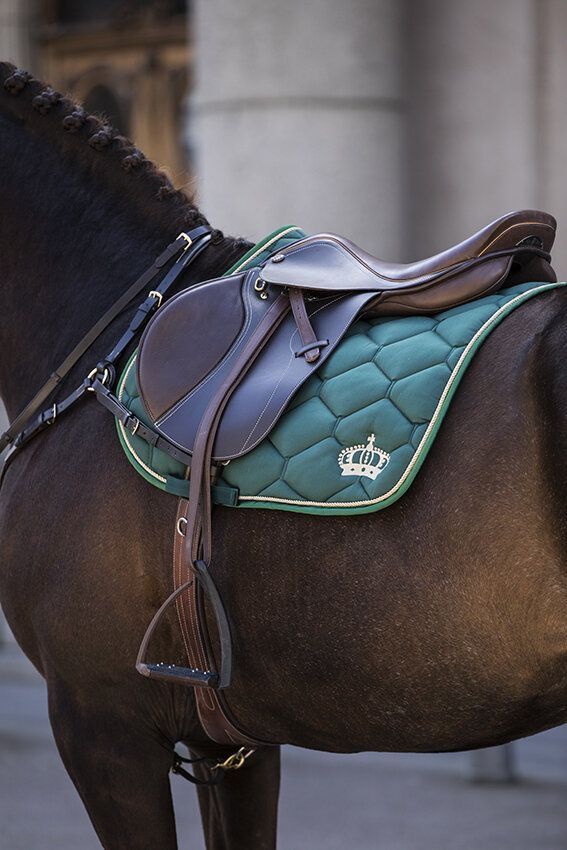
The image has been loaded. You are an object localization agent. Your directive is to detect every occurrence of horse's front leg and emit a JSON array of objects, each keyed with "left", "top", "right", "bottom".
[
  {"left": 187, "top": 742, "right": 280, "bottom": 850},
  {"left": 47, "top": 676, "right": 183, "bottom": 850}
]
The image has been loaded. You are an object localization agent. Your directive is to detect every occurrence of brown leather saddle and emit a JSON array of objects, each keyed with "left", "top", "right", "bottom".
[
  {"left": 135, "top": 210, "right": 557, "bottom": 703},
  {"left": 137, "top": 210, "right": 556, "bottom": 462}
]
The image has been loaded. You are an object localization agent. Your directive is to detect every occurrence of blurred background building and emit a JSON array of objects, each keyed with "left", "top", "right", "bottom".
[
  {"left": 0, "top": 0, "right": 190, "bottom": 183},
  {"left": 0, "top": 1, "right": 566, "bottom": 844},
  {"left": 2, "top": 0, "right": 566, "bottom": 268}
]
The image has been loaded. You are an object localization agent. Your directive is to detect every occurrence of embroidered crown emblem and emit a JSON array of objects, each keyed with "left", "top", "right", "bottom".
[{"left": 337, "top": 434, "right": 390, "bottom": 481}]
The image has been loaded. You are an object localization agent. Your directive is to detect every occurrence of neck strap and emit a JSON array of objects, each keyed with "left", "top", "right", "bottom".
[{"left": 0, "top": 225, "right": 212, "bottom": 453}]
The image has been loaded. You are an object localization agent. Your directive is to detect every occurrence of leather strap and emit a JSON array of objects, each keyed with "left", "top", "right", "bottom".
[
  {"left": 289, "top": 287, "right": 323, "bottom": 362},
  {"left": 135, "top": 293, "right": 292, "bottom": 691},
  {"left": 0, "top": 226, "right": 211, "bottom": 453},
  {"left": 184, "top": 293, "right": 291, "bottom": 574},
  {"left": 173, "top": 500, "right": 268, "bottom": 748},
  {"left": 93, "top": 380, "right": 194, "bottom": 466}
]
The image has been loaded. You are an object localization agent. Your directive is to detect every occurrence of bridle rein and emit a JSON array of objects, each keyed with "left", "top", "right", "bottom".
[{"left": 0, "top": 226, "right": 211, "bottom": 465}]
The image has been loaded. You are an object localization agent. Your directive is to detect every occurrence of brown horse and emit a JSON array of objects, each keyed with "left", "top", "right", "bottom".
[{"left": 0, "top": 64, "right": 566, "bottom": 849}]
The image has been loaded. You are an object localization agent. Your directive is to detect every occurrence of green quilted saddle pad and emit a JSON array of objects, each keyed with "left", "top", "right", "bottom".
[{"left": 115, "top": 231, "right": 565, "bottom": 515}]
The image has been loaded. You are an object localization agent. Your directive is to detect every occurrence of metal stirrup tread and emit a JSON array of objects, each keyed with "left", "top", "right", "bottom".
[{"left": 135, "top": 574, "right": 222, "bottom": 688}]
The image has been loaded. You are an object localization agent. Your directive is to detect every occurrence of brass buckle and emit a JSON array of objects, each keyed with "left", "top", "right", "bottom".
[
  {"left": 213, "top": 747, "right": 255, "bottom": 772},
  {"left": 179, "top": 232, "right": 193, "bottom": 250},
  {"left": 148, "top": 290, "right": 163, "bottom": 308},
  {"left": 254, "top": 277, "right": 269, "bottom": 300}
]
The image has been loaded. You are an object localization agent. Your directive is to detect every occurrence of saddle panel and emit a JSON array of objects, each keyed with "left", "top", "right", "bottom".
[
  {"left": 137, "top": 271, "right": 375, "bottom": 460},
  {"left": 259, "top": 210, "right": 556, "bottom": 296}
]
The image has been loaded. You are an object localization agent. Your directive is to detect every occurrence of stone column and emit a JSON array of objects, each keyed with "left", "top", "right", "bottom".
[
  {"left": 407, "top": 0, "right": 540, "bottom": 258},
  {"left": 190, "top": 0, "right": 406, "bottom": 257},
  {"left": 0, "top": 0, "right": 33, "bottom": 70},
  {"left": 538, "top": 0, "right": 567, "bottom": 274}
]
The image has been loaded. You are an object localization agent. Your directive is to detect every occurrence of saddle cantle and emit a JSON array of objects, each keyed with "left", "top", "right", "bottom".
[
  {"left": 137, "top": 210, "right": 556, "bottom": 462},
  {"left": 135, "top": 210, "right": 557, "bottom": 699}
]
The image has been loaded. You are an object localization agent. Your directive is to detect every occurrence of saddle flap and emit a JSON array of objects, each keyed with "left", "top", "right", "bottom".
[
  {"left": 137, "top": 270, "right": 375, "bottom": 460},
  {"left": 137, "top": 273, "right": 248, "bottom": 423}
]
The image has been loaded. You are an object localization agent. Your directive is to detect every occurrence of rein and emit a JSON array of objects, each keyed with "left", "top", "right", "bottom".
[{"left": 0, "top": 225, "right": 211, "bottom": 470}]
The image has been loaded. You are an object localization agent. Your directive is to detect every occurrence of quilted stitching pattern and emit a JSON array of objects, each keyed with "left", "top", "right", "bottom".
[
  {"left": 221, "top": 282, "right": 565, "bottom": 509},
  {"left": 223, "top": 319, "right": 468, "bottom": 502}
]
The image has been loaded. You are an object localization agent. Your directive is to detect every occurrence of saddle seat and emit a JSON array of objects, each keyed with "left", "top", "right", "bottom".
[{"left": 259, "top": 209, "right": 557, "bottom": 314}]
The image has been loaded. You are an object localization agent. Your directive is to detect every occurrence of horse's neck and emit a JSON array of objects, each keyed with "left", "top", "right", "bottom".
[{"left": 0, "top": 114, "right": 243, "bottom": 418}]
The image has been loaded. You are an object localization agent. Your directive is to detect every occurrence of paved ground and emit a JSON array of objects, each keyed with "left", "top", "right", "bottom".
[{"left": 1, "top": 643, "right": 566, "bottom": 850}]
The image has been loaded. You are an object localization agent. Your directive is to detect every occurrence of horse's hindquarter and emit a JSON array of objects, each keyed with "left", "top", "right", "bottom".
[{"left": 211, "top": 288, "right": 567, "bottom": 752}]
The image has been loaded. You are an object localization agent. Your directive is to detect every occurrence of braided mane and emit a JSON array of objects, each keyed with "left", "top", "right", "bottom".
[{"left": 0, "top": 63, "right": 217, "bottom": 237}]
